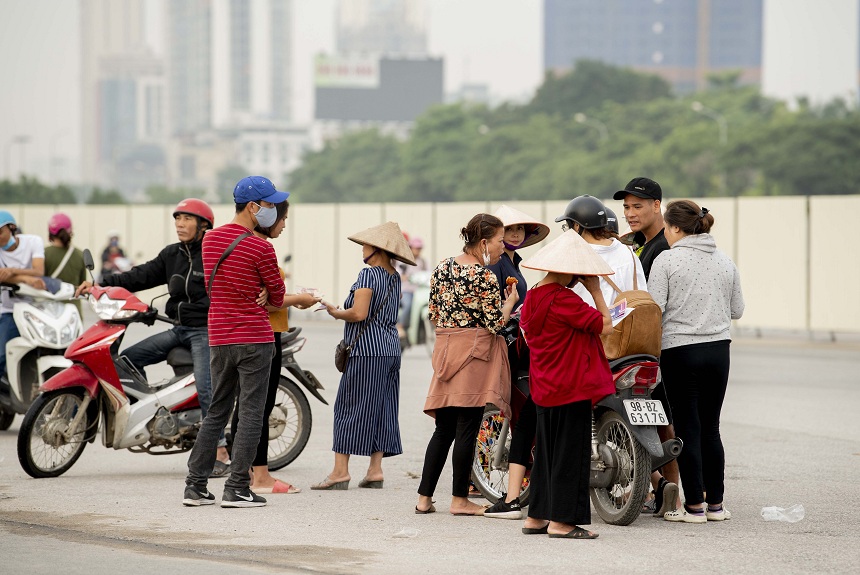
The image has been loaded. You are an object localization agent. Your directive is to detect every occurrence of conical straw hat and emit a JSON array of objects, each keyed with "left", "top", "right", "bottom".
[
  {"left": 348, "top": 221, "right": 416, "bottom": 266},
  {"left": 493, "top": 205, "right": 550, "bottom": 249},
  {"left": 521, "top": 230, "right": 615, "bottom": 276}
]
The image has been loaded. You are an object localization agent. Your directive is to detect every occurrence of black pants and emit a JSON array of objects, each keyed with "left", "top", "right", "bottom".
[
  {"left": 231, "top": 332, "right": 282, "bottom": 468},
  {"left": 660, "top": 340, "right": 731, "bottom": 506},
  {"left": 508, "top": 396, "right": 537, "bottom": 467},
  {"left": 528, "top": 400, "right": 592, "bottom": 526},
  {"left": 418, "top": 406, "right": 484, "bottom": 498}
]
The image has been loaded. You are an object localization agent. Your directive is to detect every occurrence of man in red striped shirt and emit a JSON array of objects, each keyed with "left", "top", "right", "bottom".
[{"left": 183, "top": 176, "right": 287, "bottom": 508}]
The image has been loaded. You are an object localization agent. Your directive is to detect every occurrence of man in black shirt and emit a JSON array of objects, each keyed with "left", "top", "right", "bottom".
[
  {"left": 613, "top": 177, "right": 669, "bottom": 280},
  {"left": 613, "top": 176, "right": 680, "bottom": 516}
]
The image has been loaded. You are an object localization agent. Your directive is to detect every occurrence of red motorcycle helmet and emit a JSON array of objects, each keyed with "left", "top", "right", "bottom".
[{"left": 173, "top": 198, "right": 214, "bottom": 229}]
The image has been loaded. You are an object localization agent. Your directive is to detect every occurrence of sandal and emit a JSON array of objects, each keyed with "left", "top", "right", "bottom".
[
  {"left": 209, "top": 460, "right": 230, "bottom": 478},
  {"left": 254, "top": 479, "right": 301, "bottom": 494},
  {"left": 310, "top": 476, "right": 349, "bottom": 490},
  {"left": 415, "top": 503, "right": 436, "bottom": 514},
  {"left": 548, "top": 526, "right": 599, "bottom": 539}
]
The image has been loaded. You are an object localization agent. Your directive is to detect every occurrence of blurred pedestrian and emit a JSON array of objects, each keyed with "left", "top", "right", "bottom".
[{"left": 44, "top": 213, "right": 86, "bottom": 317}]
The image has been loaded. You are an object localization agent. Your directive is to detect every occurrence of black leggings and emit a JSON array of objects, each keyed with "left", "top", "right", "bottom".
[
  {"left": 231, "top": 331, "right": 281, "bottom": 468},
  {"left": 418, "top": 406, "right": 484, "bottom": 498},
  {"left": 660, "top": 340, "right": 731, "bottom": 506}
]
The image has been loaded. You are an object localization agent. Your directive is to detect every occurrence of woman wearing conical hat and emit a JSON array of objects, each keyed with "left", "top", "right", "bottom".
[
  {"left": 517, "top": 231, "right": 616, "bottom": 539},
  {"left": 483, "top": 205, "right": 549, "bottom": 519},
  {"left": 313, "top": 222, "right": 415, "bottom": 491}
]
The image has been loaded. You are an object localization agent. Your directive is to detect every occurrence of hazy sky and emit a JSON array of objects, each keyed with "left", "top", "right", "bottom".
[{"left": 0, "top": 0, "right": 856, "bottom": 183}]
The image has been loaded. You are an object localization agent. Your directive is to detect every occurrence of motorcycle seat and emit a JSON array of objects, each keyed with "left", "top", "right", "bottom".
[
  {"left": 167, "top": 347, "right": 194, "bottom": 369},
  {"left": 608, "top": 354, "right": 659, "bottom": 371},
  {"left": 282, "top": 326, "right": 302, "bottom": 344}
]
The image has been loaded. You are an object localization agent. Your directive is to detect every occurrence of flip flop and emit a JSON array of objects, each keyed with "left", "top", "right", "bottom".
[
  {"left": 415, "top": 504, "right": 436, "bottom": 514},
  {"left": 548, "top": 526, "right": 599, "bottom": 539},
  {"left": 522, "top": 524, "right": 549, "bottom": 535},
  {"left": 254, "top": 479, "right": 301, "bottom": 494}
]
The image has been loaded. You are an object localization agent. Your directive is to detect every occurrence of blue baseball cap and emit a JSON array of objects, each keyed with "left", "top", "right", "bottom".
[
  {"left": 233, "top": 176, "right": 290, "bottom": 204},
  {"left": 0, "top": 210, "right": 16, "bottom": 228}
]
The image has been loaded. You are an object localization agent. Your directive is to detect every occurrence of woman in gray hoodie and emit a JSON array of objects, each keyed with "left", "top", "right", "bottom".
[{"left": 647, "top": 200, "right": 744, "bottom": 524}]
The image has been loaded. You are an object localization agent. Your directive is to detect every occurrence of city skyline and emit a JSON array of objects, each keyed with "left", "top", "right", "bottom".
[{"left": 0, "top": 0, "right": 857, "bottom": 185}]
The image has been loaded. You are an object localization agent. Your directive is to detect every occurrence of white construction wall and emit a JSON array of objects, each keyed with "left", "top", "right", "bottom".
[{"left": 8, "top": 196, "right": 858, "bottom": 334}]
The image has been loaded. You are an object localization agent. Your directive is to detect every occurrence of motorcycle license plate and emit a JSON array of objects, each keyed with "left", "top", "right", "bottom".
[{"left": 623, "top": 400, "right": 668, "bottom": 426}]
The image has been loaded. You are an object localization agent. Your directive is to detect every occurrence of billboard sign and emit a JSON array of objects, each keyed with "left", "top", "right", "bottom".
[{"left": 315, "top": 54, "right": 379, "bottom": 89}]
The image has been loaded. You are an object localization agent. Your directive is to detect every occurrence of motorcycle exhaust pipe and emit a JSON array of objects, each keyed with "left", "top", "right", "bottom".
[{"left": 650, "top": 438, "right": 683, "bottom": 472}]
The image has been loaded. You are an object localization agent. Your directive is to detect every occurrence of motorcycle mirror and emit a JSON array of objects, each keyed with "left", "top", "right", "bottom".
[
  {"left": 82, "top": 249, "right": 97, "bottom": 283},
  {"left": 150, "top": 291, "right": 169, "bottom": 308}
]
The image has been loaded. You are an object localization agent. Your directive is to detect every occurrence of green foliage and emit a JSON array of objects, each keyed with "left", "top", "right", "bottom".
[
  {"left": 289, "top": 61, "right": 860, "bottom": 202},
  {"left": 87, "top": 187, "right": 126, "bottom": 204},
  {"left": 527, "top": 60, "right": 673, "bottom": 118},
  {"left": 0, "top": 176, "right": 77, "bottom": 204},
  {"left": 145, "top": 185, "right": 204, "bottom": 205},
  {"left": 216, "top": 165, "right": 247, "bottom": 203}
]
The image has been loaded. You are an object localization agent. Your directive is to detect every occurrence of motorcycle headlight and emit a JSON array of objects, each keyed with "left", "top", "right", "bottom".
[
  {"left": 90, "top": 293, "right": 139, "bottom": 320},
  {"left": 59, "top": 312, "right": 81, "bottom": 346},
  {"left": 23, "top": 311, "right": 59, "bottom": 346}
]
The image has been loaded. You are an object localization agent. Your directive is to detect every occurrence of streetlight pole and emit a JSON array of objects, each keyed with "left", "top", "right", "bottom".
[
  {"left": 691, "top": 101, "right": 727, "bottom": 146},
  {"left": 574, "top": 113, "right": 609, "bottom": 143},
  {"left": 5, "top": 135, "right": 30, "bottom": 180},
  {"left": 691, "top": 101, "right": 728, "bottom": 195}
]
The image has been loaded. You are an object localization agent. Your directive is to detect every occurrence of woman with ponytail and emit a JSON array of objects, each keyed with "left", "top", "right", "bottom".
[{"left": 647, "top": 200, "right": 745, "bottom": 524}]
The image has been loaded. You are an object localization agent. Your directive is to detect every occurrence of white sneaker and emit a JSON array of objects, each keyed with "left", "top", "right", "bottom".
[
  {"left": 664, "top": 507, "right": 707, "bottom": 524},
  {"left": 706, "top": 506, "right": 732, "bottom": 521}
]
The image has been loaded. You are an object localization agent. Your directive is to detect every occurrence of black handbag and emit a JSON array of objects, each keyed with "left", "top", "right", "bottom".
[{"left": 334, "top": 283, "right": 394, "bottom": 373}]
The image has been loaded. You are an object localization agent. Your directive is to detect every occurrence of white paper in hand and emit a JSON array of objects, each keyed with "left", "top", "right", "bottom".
[{"left": 609, "top": 298, "right": 635, "bottom": 327}]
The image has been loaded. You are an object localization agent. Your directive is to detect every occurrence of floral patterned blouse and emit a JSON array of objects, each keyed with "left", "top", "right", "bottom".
[{"left": 428, "top": 257, "right": 505, "bottom": 334}]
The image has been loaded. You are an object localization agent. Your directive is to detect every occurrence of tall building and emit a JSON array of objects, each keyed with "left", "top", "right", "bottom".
[
  {"left": 80, "top": 0, "right": 150, "bottom": 185},
  {"left": 169, "top": 0, "right": 293, "bottom": 132},
  {"left": 336, "top": 0, "right": 427, "bottom": 56},
  {"left": 544, "top": 0, "right": 763, "bottom": 93}
]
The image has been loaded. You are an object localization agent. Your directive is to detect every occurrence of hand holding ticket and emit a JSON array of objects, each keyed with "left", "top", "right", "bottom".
[{"left": 315, "top": 299, "right": 337, "bottom": 312}]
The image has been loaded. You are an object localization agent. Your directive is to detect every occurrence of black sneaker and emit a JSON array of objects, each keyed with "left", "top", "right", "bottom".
[
  {"left": 182, "top": 484, "right": 215, "bottom": 506},
  {"left": 484, "top": 494, "right": 523, "bottom": 520},
  {"left": 221, "top": 487, "right": 267, "bottom": 508}
]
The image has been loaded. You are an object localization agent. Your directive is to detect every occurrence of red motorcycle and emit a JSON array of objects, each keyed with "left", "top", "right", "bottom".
[{"left": 17, "top": 281, "right": 324, "bottom": 478}]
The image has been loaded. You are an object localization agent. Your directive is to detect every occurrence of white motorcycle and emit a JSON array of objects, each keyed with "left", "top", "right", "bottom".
[{"left": 0, "top": 280, "right": 82, "bottom": 430}]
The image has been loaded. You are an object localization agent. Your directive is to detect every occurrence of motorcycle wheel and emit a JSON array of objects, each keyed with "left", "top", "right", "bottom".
[
  {"left": 589, "top": 411, "right": 651, "bottom": 526},
  {"left": 17, "top": 389, "right": 95, "bottom": 478},
  {"left": 266, "top": 377, "right": 312, "bottom": 471},
  {"left": 0, "top": 406, "right": 14, "bottom": 430},
  {"left": 471, "top": 405, "right": 531, "bottom": 507}
]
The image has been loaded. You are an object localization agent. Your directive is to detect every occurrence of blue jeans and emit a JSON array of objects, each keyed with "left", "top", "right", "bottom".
[
  {"left": 186, "top": 342, "right": 273, "bottom": 491},
  {"left": 122, "top": 326, "right": 223, "bottom": 446},
  {"left": 0, "top": 313, "right": 21, "bottom": 378}
]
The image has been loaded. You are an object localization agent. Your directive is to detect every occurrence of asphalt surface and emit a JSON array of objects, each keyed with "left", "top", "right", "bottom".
[{"left": 1, "top": 316, "right": 859, "bottom": 575}]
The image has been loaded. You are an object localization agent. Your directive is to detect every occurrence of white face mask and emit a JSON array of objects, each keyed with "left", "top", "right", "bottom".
[{"left": 252, "top": 202, "right": 277, "bottom": 228}]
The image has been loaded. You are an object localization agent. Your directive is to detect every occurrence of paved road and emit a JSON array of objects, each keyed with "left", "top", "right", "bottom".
[{"left": 1, "top": 318, "right": 859, "bottom": 575}]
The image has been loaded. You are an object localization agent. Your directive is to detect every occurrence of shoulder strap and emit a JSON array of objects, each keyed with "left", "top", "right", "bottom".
[
  {"left": 349, "top": 276, "right": 395, "bottom": 346},
  {"left": 207, "top": 232, "right": 252, "bottom": 297},
  {"left": 604, "top": 246, "right": 640, "bottom": 295},
  {"left": 50, "top": 246, "right": 75, "bottom": 279}
]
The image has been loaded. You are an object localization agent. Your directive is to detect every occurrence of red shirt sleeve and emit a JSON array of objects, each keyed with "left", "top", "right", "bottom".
[
  {"left": 553, "top": 288, "right": 604, "bottom": 335},
  {"left": 257, "top": 241, "right": 286, "bottom": 308}
]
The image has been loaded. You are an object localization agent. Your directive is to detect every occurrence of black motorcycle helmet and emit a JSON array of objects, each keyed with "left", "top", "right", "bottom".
[
  {"left": 554, "top": 195, "right": 608, "bottom": 231},
  {"left": 605, "top": 206, "right": 619, "bottom": 235}
]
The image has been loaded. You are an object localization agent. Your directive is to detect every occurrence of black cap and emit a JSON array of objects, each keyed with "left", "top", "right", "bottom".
[{"left": 613, "top": 177, "right": 662, "bottom": 201}]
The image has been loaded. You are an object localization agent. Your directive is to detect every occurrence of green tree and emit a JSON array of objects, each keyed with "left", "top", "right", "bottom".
[
  {"left": 290, "top": 129, "right": 405, "bottom": 202},
  {"left": 87, "top": 187, "right": 126, "bottom": 204},
  {"left": 145, "top": 185, "right": 202, "bottom": 204},
  {"left": 216, "top": 165, "right": 248, "bottom": 203},
  {"left": 526, "top": 59, "right": 672, "bottom": 118},
  {"left": 0, "top": 176, "right": 77, "bottom": 203}
]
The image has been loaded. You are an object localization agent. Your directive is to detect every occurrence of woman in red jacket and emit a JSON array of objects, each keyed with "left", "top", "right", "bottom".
[{"left": 518, "top": 230, "right": 615, "bottom": 539}]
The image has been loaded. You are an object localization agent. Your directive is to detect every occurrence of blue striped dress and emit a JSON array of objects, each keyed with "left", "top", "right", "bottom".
[{"left": 332, "top": 266, "right": 403, "bottom": 457}]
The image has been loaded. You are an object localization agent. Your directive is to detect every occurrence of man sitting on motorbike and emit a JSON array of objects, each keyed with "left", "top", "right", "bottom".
[{"left": 75, "top": 199, "right": 231, "bottom": 475}]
